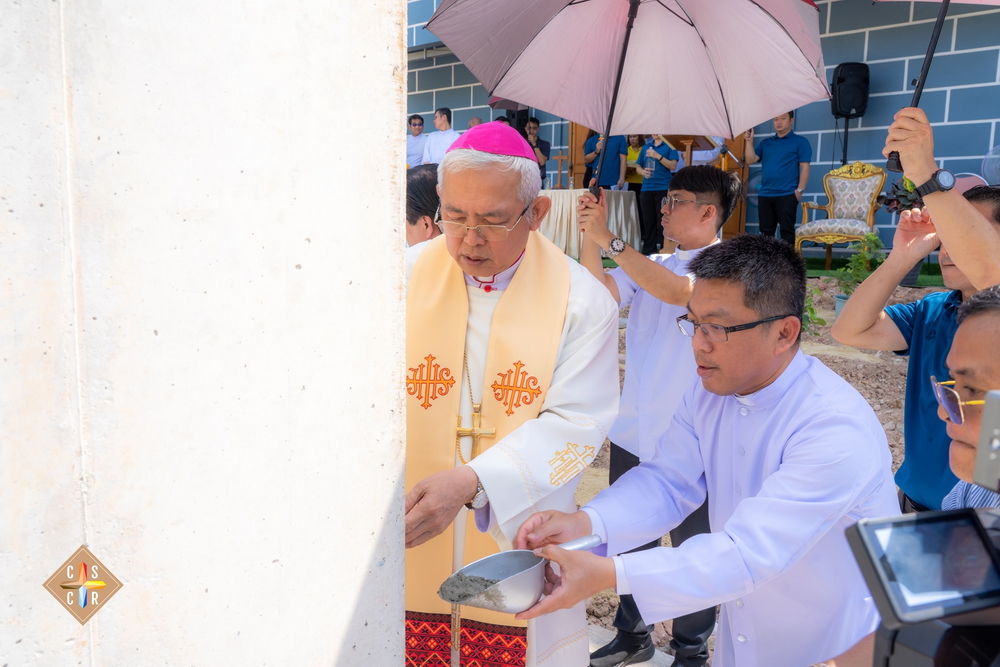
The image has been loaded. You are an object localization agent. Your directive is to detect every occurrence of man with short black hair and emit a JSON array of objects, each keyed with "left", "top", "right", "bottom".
[
  {"left": 405, "top": 164, "right": 441, "bottom": 247},
  {"left": 407, "top": 114, "right": 427, "bottom": 168},
  {"left": 513, "top": 234, "right": 900, "bottom": 667},
  {"left": 937, "top": 284, "right": 1000, "bottom": 510},
  {"left": 576, "top": 165, "right": 741, "bottom": 667},
  {"left": 525, "top": 117, "right": 551, "bottom": 183},
  {"left": 833, "top": 185, "right": 1000, "bottom": 512},
  {"left": 745, "top": 111, "right": 811, "bottom": 244},
  {"left": 422, "top": 107, "right": 462, "bottom": 165}
]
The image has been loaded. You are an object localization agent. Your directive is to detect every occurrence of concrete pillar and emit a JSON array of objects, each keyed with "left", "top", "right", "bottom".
[{"left": 1, "top": 1, "right": 405, "bottom": 663}]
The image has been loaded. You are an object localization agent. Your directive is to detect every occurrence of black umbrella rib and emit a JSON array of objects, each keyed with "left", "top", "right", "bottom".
[
  {"left": 746, "top": 0, "right": 826, "bottom": 96},
  {"left": 673, "top": 0, "right": 735, "bottom": 139},
  {"left": 652, "top": 0, "right": 693, "bottom": 26}
]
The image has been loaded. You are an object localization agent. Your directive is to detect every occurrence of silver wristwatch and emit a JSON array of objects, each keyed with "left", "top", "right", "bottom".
[
  {"left": 606, "top": 237, "right": 627, "bottom": 258},
  {"left": 465, "top": 480, "right": 488, "bottom": 510}
]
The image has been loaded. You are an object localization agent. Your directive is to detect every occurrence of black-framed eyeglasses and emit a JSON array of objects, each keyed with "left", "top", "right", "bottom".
[
  {"left": 410, "top": 121, "right": 423, "bottom": 126},
  {"left": 930, "top": 376, "right": 985, "bottom": 426},
  {"left": 676, "top": 313, "right": 799, "bottom": 342},
  {"left": 661, "top": 195, "right": 712, "bottom": 212},
  {"left": 434, "top": 203, "right": 531, "bottom": 241}
]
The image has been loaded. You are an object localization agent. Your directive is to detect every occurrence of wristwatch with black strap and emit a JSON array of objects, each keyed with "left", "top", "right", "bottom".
[
  {"left": 465, "top": 479, "right": 488, "bottom": 510},
  {"left": 914, "top": 169, "right": 956, "bottom": 198}
]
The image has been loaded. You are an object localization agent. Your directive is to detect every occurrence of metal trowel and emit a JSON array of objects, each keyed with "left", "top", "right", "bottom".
[{"left": 437, "top": 534, "right": 603, "bottom": 614}]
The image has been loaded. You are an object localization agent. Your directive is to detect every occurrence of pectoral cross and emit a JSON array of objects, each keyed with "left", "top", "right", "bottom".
[{"left": 456, "top": 403, "right": 496, "bottom": 459}]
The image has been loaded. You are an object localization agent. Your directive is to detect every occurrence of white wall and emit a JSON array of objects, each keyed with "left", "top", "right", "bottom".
[{"left": 1, "top": 1, "right": 406, "bottom": 664}]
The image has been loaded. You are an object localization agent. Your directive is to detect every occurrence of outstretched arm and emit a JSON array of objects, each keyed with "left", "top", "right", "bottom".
[
  {"left": 577, "top": 191, "right": 621, "bottom": 302},
  {"left": 744, "top": 129, "right": 759, "bottom": 165},
  {"left": 578, "top": 189, "right": 693, "bottom": 307},
  {"left": 831, "top": 208, "right": 937, "bottom": 351},
  {"left": 883, "top": 107, "right": 1000, "bottom": 290}
]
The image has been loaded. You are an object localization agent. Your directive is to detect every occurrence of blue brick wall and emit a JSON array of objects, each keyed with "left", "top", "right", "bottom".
[
  {"left": 744, "top": 0, "right": 1000, "bottom": 250},
  {"left": 407, "top": 0, "right": 1000, "bottom": 251},
  {"left": 406, "top": 46, "right": 575, "bottom": 188}
]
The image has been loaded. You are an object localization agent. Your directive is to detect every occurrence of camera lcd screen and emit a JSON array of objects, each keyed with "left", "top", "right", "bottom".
[{"left": 871, "top": 512, "right": 1000, "bottom": 620}]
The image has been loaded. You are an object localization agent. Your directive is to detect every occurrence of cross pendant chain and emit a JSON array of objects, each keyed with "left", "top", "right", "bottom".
[{"left": 455, "top": 352, "right": 496, "bottom": 464}]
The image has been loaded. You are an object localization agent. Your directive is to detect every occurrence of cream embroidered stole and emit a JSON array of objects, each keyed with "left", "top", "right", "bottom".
[{"left": 405, "top": 231, "right": 570, "bottom": 628}]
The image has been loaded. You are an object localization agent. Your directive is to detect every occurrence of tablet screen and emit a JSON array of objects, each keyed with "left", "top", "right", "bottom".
[{"left": 874, "top": 514, "right": 1000, "bottom": 614}]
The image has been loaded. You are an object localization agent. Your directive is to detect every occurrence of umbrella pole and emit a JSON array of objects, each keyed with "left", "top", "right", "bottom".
[
  {"left": 590, "top": 0, "right": 641, "bottom": 197},
  {"left": 886, "top": 0, "right": 951, "bottom": 173}
]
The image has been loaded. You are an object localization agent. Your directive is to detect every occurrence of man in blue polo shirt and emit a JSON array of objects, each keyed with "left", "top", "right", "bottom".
[
  {"left": 584, "top": 133, "right": 627, "bottom": 192},
  {"left": 744, "top": 111, "right": 811, "bottom": 244},
  {"left": 832, "top": 185, "right": 1000, "bottom": 511}
]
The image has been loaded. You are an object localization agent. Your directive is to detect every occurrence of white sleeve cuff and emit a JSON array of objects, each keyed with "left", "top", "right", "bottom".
[
  {"left": 580, "top": 506, "right": 608, "bottom": 542},
  {"left": 613, "top": 556, "right": 631, "bottom": 596}
]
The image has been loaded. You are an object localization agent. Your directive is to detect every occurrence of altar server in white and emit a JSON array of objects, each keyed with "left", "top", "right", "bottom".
[
  {"left": 404, "top": 121, "right": 619, "bottom": 667},
  {"left": 575, "top": 165, "right": 741, "bottom": 667},
  {"left": 514, "top": 234, "right": 900, "bottom": 667}
]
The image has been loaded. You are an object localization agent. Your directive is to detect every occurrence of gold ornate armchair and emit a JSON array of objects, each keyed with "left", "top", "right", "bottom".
[{"left": 796, "top": 161, "right": 886, "bottom": 269}]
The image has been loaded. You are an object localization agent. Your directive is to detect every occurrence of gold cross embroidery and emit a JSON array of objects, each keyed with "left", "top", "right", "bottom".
[
  {"left": 491, "top": 361, "right": 542, "bottom": 417},
  {"left": 549, "top": 443, "right": 595, "bottom": 486},
  {"left": 405, "top": 354, "right": 456, "bottom": 409},
  {"left": 456, "top": 403, "right": 496, "bottom": 459}
]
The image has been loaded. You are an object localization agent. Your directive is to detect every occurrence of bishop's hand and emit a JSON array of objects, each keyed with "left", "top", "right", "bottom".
[
  {"left": 405, "top": 466, "right": 479, "bottom": 549},
  {"left": 513, "top": 544, "right": 616, "bottom": 621}
]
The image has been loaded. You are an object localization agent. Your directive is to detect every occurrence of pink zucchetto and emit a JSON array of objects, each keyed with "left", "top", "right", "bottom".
[{"left": 446, "top": 121, "right": 537, "bottom": 161}]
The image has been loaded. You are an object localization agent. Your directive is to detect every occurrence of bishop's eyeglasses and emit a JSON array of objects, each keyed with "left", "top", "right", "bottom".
[
  {"left": 676, "top": 313, "right": 799, "bottom": 342},
  {"left": 434, "top": 203, "right": 531, "bottom": 241},
  {"left": 930, "top": 376, "right": 985, "bottom": 426}
]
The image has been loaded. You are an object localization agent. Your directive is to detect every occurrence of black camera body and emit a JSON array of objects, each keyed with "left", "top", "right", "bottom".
[{"left": 849, "top": 391, "right": 1000, "bottom": 666}]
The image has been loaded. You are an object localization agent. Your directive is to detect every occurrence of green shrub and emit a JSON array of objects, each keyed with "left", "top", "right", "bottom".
[{"left": 835, "top": 233, "right": 885, "bottom": 296}]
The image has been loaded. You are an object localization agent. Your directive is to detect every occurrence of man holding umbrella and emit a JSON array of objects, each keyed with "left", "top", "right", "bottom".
[{"left": 576, "top": 165, "right": 741, "bottom": 667}]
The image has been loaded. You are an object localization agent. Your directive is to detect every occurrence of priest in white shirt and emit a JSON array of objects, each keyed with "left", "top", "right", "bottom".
[
  {"left": 514, "top": 234, "right": 901, "bottom": 667},
  {"left": 575, "top": 165, "right": 742, "bottom": 667},
  {"left": 421, "top": 107, "right": 462, "bottom": 165},
  {"left": 404, "top": 121, "right": 619, "bottom": 667}
]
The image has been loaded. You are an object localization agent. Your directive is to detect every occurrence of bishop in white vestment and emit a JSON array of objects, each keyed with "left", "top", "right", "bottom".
[{"left": 404, "top": 122, "right": 619, "bottom": 667}]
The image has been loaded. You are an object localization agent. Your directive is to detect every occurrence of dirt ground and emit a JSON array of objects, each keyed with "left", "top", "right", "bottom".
[{"left": 576, "top": 278, "right": 949, "bottom": 661}]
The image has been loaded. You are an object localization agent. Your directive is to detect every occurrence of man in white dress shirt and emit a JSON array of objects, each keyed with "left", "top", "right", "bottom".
[
  {"left": 421, "top": 107, "right": 462, "bottom": 165},
  {"left": 514, "top": 234, "right": 900, "bottom": 667},
  {"left": 576, "top": 165, "right": 741, "bottom": 667}
]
